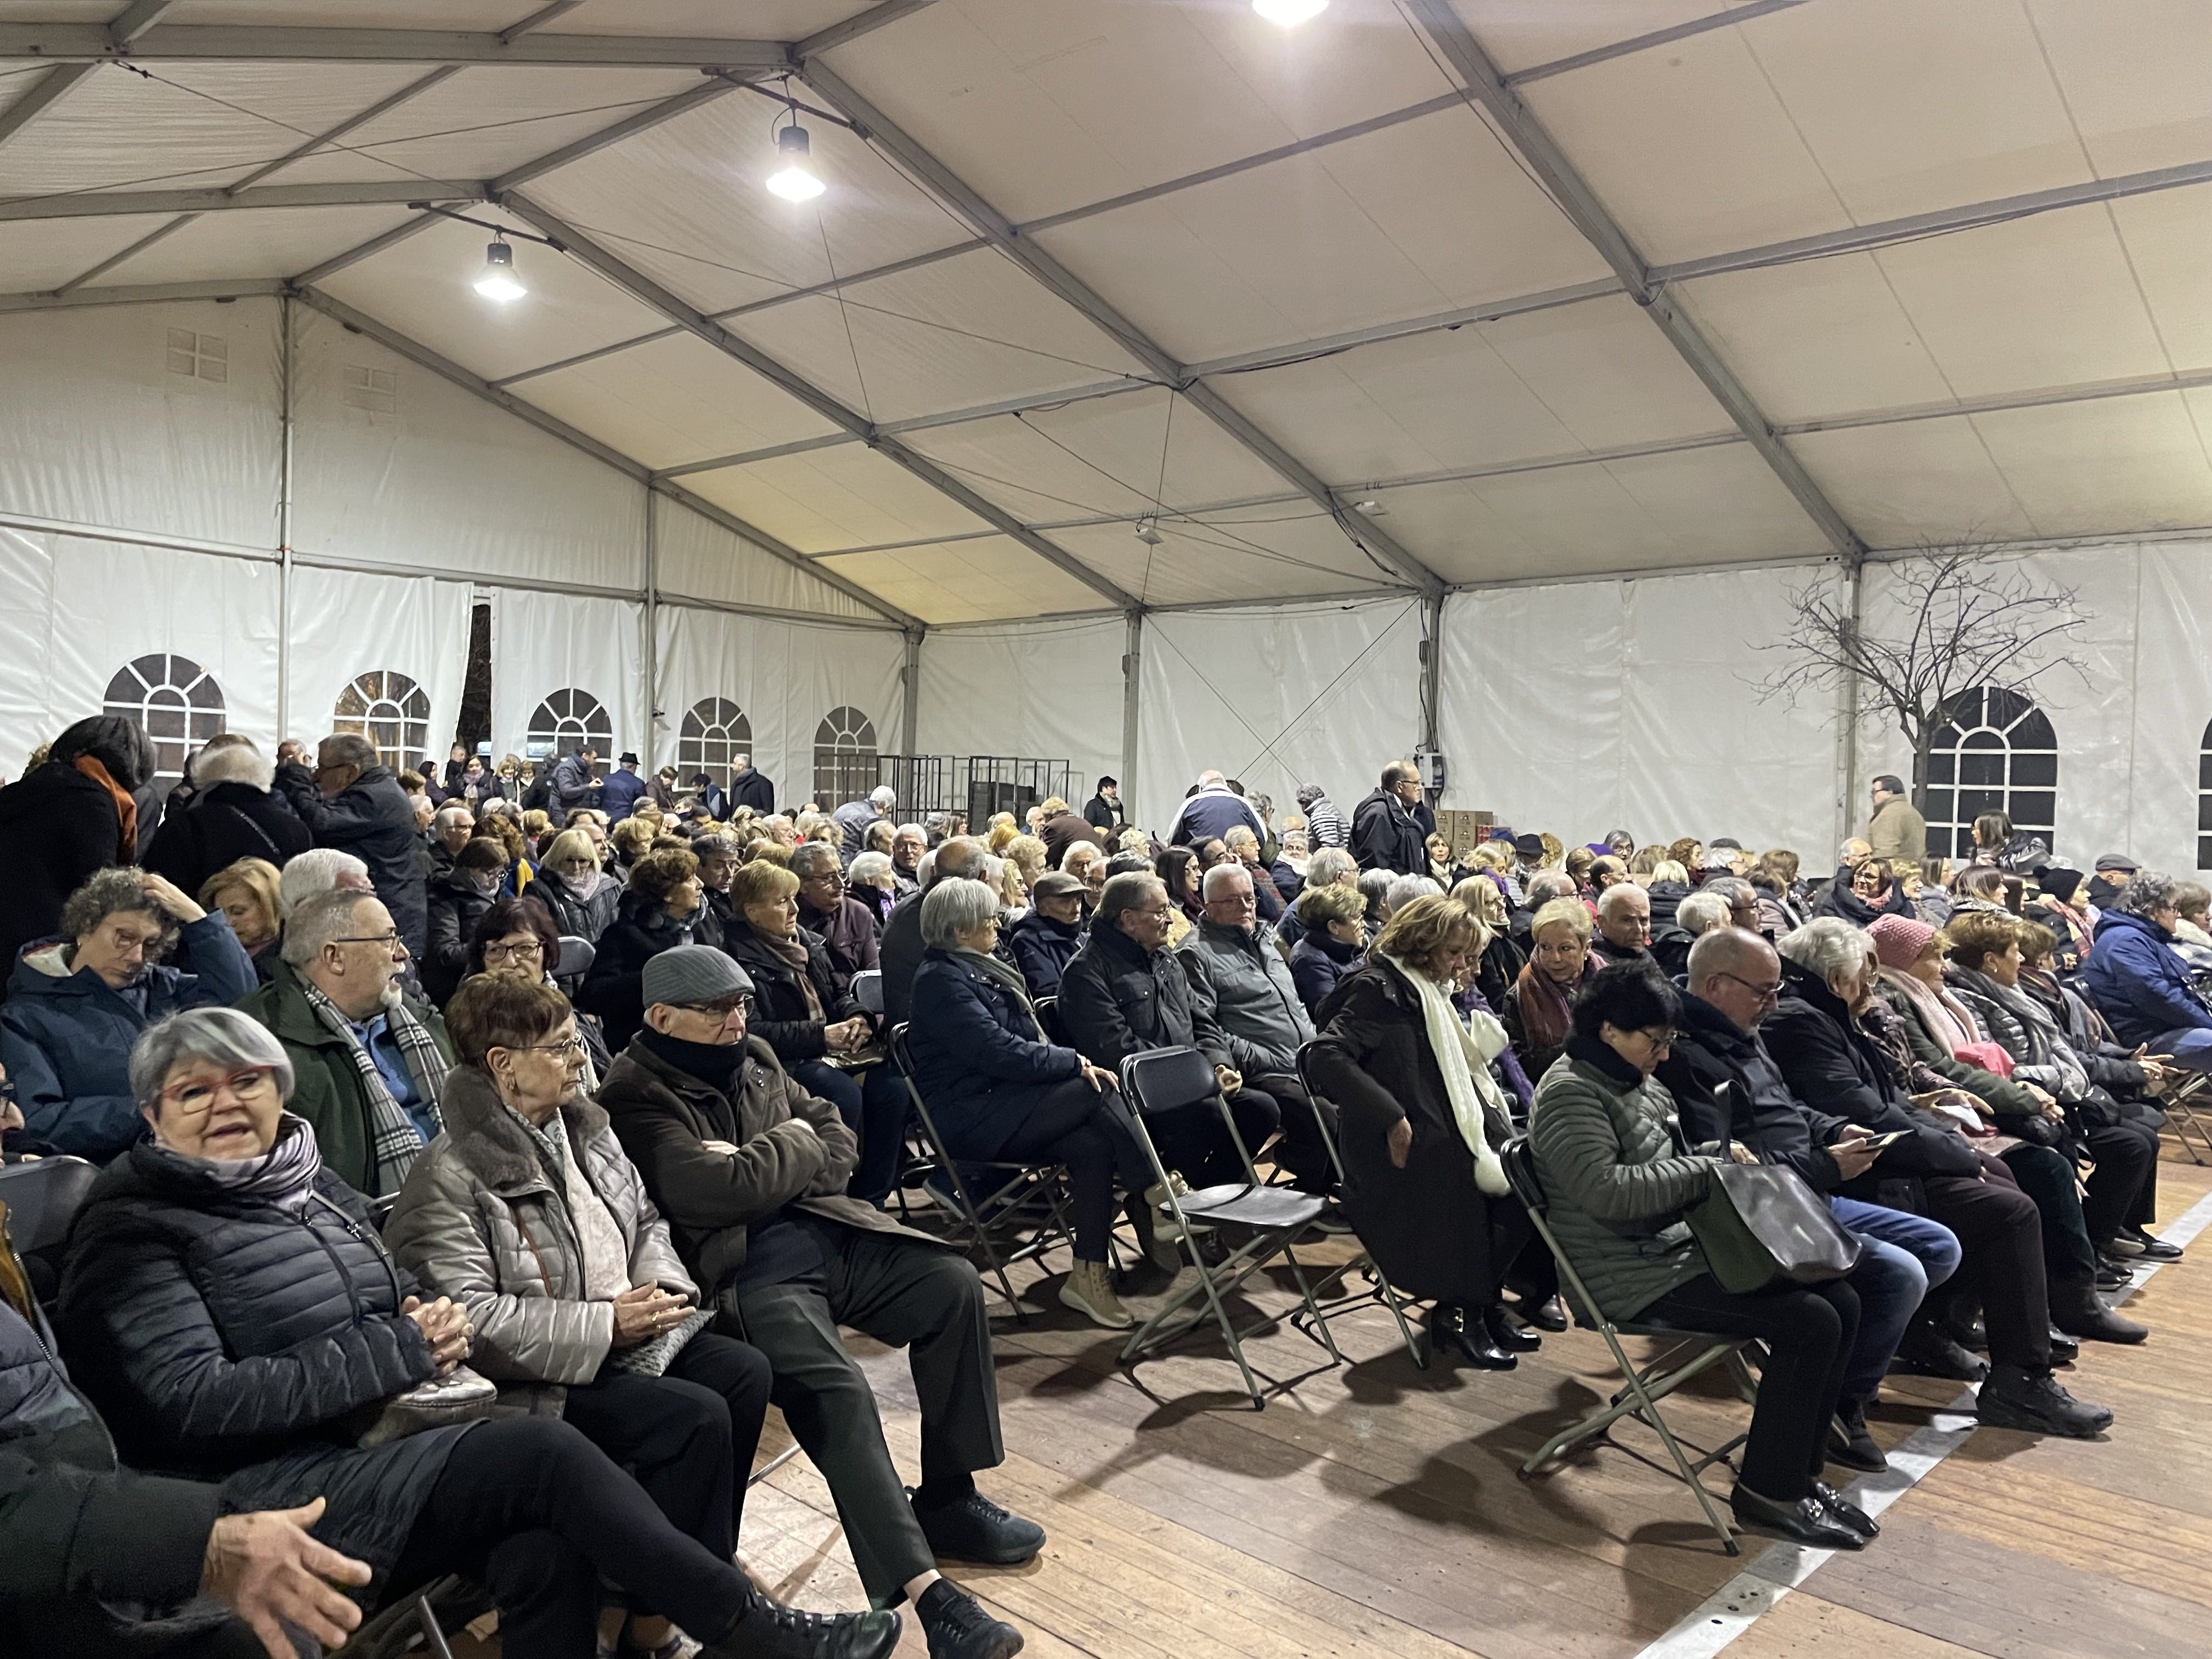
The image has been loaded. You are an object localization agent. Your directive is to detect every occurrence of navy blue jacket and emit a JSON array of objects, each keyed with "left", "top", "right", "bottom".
[
  {"left": 904, "top": 948, "right": 1082, "bottom": 1160},
  {"left": 1288, "top": 932, "right": 1362, "bottom": 1020},
  {"left": 2085, "top": 907, "right": 2210, "bottom": 1046},
  {"left": 1003, "top": 910, "right": 1082, "bottom": 1000},
  {"left": 0, "top": 915, "right": 255, "bottom": 1162},
  {"left": 600, "top": 766, "right": 647, "bottom": 823}
]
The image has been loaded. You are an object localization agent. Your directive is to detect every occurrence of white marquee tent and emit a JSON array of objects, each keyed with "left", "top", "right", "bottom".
[{"left": 3, "top": 0, "right": 2211, "bottom": 867}]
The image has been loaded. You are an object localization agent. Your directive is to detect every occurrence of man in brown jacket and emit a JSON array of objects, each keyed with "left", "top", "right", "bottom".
[
  {"left": 1866, "top": 775, "right": 1927, "bottom": 863},
  {"left": 596, "top": 947, "right": 1036, "bottom": 1659}
]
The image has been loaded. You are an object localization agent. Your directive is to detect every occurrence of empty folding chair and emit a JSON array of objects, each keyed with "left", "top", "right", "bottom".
[
  {"left": 0, "top": 1154, "right": 98, "bottom": 1308},
  {"left": 2157, "top": 1070, "right": 2212, "bottom": 1164},
  {"left": 1282, "top": 1040, "right": 1425, "bottom": 1368},
  {"left": 1117, "top": 1045, "right": 1340, "bottom": 1408},
  {"left": 1500, "top": 1137, "right": 1752, "bottom": 1556}
]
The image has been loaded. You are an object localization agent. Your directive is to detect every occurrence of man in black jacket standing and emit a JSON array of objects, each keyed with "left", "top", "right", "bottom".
[
  {"left": 1348, "top": 761, "right": 1426, "bottom": 876},
  {"left": 729, "top": 754, "right": 776, "bottom": 817},
  {"left": 274, "top": 735, "right": 428, "bottom": 960},
  {"left": 1081, "top": 777, "right": 1123, "bottom": 834},
  {"left": 1657, "top": 928, "right": 1964, "bottom": 1470}
]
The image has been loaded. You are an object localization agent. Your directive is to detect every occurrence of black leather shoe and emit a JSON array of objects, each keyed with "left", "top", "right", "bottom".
[
  {"left": 1728, "top": 1485, "right": 1867, "bottom": 1550},
  {"left": 1483, "top": 1302, "right": 1542, "bottom": 1353},
  {"left": 1826, "top": 1399, "right": 1886, "bottom": 1474},
  {"left": 910, "top": 1489, "right": 1045, "bottom": 1566},
  {"left": 702, "top": 1594, "right": 901, "bottom": 1659},
  {"left": 2047, "top": 1327, "right": 2079, "bottom": 1364},
  {"left": 2094, "top": 1260, "right": 2135, "bottom": 1290},
  {"left": 1517, "top": 1293, "right": 1568, "bottom": 1332},
  {"left": 1810, "top": 1480, "right": 1878, "bottom": 1538},
  {"left": 1894, "top": 1327, "right": 1988, "bottom": 1382},
  {"left": 915, "top": 1582, "right": 1024, "bottom": 1659},
  {"left": 2125, "top": 1226, "right": 2183, "bottom": 1262}
]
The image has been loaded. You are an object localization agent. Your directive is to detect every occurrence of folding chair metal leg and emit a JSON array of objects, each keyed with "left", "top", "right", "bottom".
[
  {"left": 1292, "top": 1249, "right": 1427, "bottom": 1369},
  {"left": 2163, "top": 1093, "right": 2212, "bottom": 1164},
  {"left": 748, "top": 1443, "right": 802, "bottom": 1487},
  {"left": 896, "top": 1069, "right": 1027, "bottom": 1319}
]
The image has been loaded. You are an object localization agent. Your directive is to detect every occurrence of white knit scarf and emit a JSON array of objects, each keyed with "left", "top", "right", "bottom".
[{"left": 1376, "top": 951, "right": 1510, "bottom": 1197}]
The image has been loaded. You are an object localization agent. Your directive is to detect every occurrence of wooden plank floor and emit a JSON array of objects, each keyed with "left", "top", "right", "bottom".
[{"left": 464, "top": 1146, "right": 2212, "bottom": 1659}]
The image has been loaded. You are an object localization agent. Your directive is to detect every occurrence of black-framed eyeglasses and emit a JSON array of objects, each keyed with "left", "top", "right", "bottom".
[
  {"left": 332, "top": 930, "right": 402, "bottom": 949},
  {"left": 678, "top": 995, "right": 752, "bottom": 1019},
  {"left": 483, "top": 938, "right": 545, "bottom": 963},
  {"left": 1637, "top": 1027, "right": 1678, "bottom": 1049},
  {"left": 514, "top": 1034, "right": 587, "bottom": 1058},
  {"left": 1717, "top": 970, "right": 1782, "bottom": 1003}
]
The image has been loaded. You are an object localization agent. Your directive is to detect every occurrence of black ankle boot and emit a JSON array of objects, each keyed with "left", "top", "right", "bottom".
[
  {"left": 701, "top": 1591, "right": 901, "bottom": 1659},
  {"left": 1483, "top": 1302, "right": 1541, "bottom": 1353}
]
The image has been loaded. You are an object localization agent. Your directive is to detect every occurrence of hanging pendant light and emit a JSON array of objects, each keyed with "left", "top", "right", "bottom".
[
  {"left": 767, "top": 121, "right": 826, "bottom": 201},
  {"left": 1254, "top": 0, "right": 1328, "bottom": 26},
  {"left": 473, "top": 236, "right": 526, "bottom": 302}
]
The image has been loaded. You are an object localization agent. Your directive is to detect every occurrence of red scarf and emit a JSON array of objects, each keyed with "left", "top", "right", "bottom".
[{"left": 72, "top": 755, "right": 137, "bottom": 857}]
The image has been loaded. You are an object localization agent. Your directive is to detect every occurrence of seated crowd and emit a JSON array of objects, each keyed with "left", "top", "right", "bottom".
[{"left": 0, "top": 732, "right": 2193, "bottom": 1653}]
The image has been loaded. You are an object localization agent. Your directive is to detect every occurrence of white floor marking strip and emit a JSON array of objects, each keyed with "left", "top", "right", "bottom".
[{"left": 1628, "top": 1182, "right": 2212, "bottom": 1659}]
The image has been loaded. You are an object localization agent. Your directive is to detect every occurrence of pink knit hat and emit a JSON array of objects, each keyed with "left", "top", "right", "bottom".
[{"left": 1867, "top": 913, "right": 1935, "bottom": 970}]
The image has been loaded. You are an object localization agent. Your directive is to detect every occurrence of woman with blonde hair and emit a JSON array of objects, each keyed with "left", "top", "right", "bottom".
[
  {"left": 1503, "top": 897, "right": 1594, "bottom": 1081},
  {"left": 198, "top": 855, "right": 284, "bottom": 962}
]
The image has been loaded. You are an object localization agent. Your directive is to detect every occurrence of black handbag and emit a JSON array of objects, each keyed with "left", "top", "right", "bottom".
[{"left": 1686, "top": 1163, "right": 1863, "bottom": 1294}]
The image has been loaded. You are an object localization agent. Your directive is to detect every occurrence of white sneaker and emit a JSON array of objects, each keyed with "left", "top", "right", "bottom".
[{"left": 1060, "top": 1260, "right": 1133, "bottom": 1329}]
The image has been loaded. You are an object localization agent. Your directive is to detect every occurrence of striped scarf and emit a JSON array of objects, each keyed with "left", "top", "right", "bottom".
[{"left": 300, "top": 982, "right": 450, "bottom": 1197}]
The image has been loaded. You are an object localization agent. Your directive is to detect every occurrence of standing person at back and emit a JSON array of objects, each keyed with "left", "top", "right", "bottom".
[
  {"left": 143, "top": 733, "right": 311, "bottom": 897},
  {"left": 1167, "top": 771, "right": 1262, "bottom": 849},
  {"left": 728, "top": 753, "right": 775, "bottom": 817},
  {"left": 549, "top": 747, "right": 604, "bottom": 817},
  {"left": 1297, "top": 783, "right": 1348, "bottom": 850},
  {"left": 1351, "top": 761, "right": 1427, "bottom": 876},
  {"left": 1082, "top": 776, "right": 1125, "bottom": 834},
  {"left": 601, "top": 751, "right": 648, "bottom": 822},
  {"left": 0, "top": 715, "right": 155, "bottom": 986},
  {"left": 834, "top": 786, "right": 897, "bottom": 866},
  {"left": 1866, "top": 775, "right": 1926, "bottom": 863},
  {"left": 273, "top": 733, "right": 429, "bottom": 961}
]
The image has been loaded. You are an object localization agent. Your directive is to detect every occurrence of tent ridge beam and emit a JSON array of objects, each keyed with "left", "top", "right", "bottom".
[
  {"left": 0, "top": 24, "right": 794, "bottom": 67},
  {"left": 1402, "top": 0, "right": 1865, "bottom": 561},
  {"left": 0, "top": 276, "right": 284, "bottom": 310},
  {"left": 0, "top": 61, "right": 97, "bottom": 154},
  {"left": 498, "top": 193, "right": 1142, "bottom": 613},
  {"left": 289, "top": 284, "right": 921, "bottom": 632},
  {"left": 793, "top": 0, "right": 944, "bottom": 60},
  {"left": 0, "top": 178, "right": 484, "bottom": 222},
  {"left": 797, "top": 58, "right": 1447, "bottom": 600}
]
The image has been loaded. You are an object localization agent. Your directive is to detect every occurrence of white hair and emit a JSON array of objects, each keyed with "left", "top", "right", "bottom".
[
  {"left": 1676, "top": 890, "right": 1732, "bottom": 936},
  {"left": 280, "top": 887, "right": 378, "bottom": 967},
  {"left": 1598, "top": 883, "right": 1649, "bottom": 921},
  {"left": 849, "top": 850, "right": 894, "bottom": 884},
  {"left": 278, "top": 848, "right": 370, "bottom": 916},
  {"left": 869, "top": 785, "right": 896, "bottom": 810},
  {"left": 1384, "top": 873, "right": 1441, "bottom": 914},
  {"left": 131, "top": 1007, "right": 293, "bottom": 1114},
  {"left": 921, "top": 877, "right": 1001, "bottom": 947},
  {"left": 1307, "top": 847, "right": 1357, "bottom": 887},
  {"left": 1060, "top": 840, "right": 1104, "bottom": 872},
  {"left": 189, "top": 734, "right": 273, "bottom": 791},
  {"left": 1775, "top": 916, "right": 1876, "bottom": 989},
  {"left": 1202, "top": 861, "right": 1254, "bottom": 900}
]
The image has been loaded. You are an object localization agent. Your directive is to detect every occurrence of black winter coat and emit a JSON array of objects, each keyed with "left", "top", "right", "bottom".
[
  {"left": 141, "top": 781, "right": 312, "bottom": 896},
  {"left": 1057, "top": 919, "right": 1231, "bottom": 1073},
  {"left": 905, "top": 947, "right": 1084, "bottom": 1159},
  {"left": 721, "top": 916, "right": 860, "bottom": 1065},
  {"left": 57, "top": 1137, "right": 465, "bottom": 1577},
  {"left": 1287, "top": 931, "right": 1361, "bottom": 1019},
  {"left": 1005, "top": 910, "right": 1083, "bottom": 999},
  {"left": 528, "top": 867, "right": 620, "bottom": 946},
  {"left": 1655, "top": 991, "right": 1853, "bottom": 1190},
  {"left": 422, "top": 871, "right": 496, "bottom": 1006},
  {"left": 1348, "top": 787, "right": 1425, "bottom": 876},
  {"left": 577, "top": 891, "right": 724, "bottom": 1049},
  {"left": 728, "top": 769, "right": 775, "bottom": 817},
  {"left": 1306, "top": 960, "right": 1520, "bottom": 1304},
  {"left": 274, "top": 763, "right": 428, "bottom": 958},
  {"left": 0, "top": 763, "right": 130, "bottom": 991}
]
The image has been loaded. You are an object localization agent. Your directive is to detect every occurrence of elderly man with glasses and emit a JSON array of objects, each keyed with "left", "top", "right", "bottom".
[
  {"left": 235, "top": 886, "right": 453, "bottom": 1197},
  {"left": 1657, "top": 927, "right": 1965, "bottom": 1472},
  {"left": 597, "top": 946, "right": 1038, "bottom": 1659}
]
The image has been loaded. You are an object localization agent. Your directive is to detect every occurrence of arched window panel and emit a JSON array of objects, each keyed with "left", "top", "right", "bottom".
[
  {"left": 333, "top": 669, "right": 432, "bottom": 776},
  {"left": 1927, "top": 686, "right": 2058, "bottom": 860},
  {"left": 812, "top": 704, "right": 878, "bottom": 811},
  {"left": 678, "top": 697, "right": 753, "bottom": 784},
  {"left": 2198, "top": 718, "right": 2212, "bottom": 870},
  {"left": 526, "top": 687, "right": 612, "bottom": 763},
  {"left": 104, "top": 653, "right": 225, "bottom": 791}
]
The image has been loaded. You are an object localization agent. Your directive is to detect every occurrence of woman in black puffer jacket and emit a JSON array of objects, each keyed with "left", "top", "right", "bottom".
[
  {"left": 578, "top": 848, "right": 724, "bottom": 1049},
  {"left": 58, "top": 1007, "right": 894, "bottom": 1659}
]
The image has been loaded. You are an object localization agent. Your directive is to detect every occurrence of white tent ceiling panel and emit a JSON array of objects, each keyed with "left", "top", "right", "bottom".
[
  {"left": 290, "top": 302, "right": 644, "bottom": 586},
  {"left": 93, "top": 205, "right": 416, "bottom": 285},
  {"left": 2107, "top": 185, "right": 2212, "bottom": 373},
  {"left": 1046, "top": 516, "right": 1393, "bottom": 611},
  {"left": 1970, "top": 392, "right": 2212, "bottom": 540},
  {"left": 917, "top": 614, "right": 1124, "bottom": 793},
  {"left": 1374, "top": 441, "right": 1825, "bottom": 584},
  {"left": 525, "top": 91, "right": 968, "bottom": 315},
  {"left": 0, "top": 298, "right": 278, "bottom": 550},
  {"left": 724, "top": 246, "right": 1149, "bottom": 424},
  {"left": 898, "top": 387, "right": 1290, "bottom": 527},
  {"left": 821, "top": 0, "right": 1456, "bottom": 227},
  {"left": 1786, "top": 416, "right": 2038, "bottom": 548},
  {"left": 1025, "top": 106, "right": 1611, "bottom": 366},
  {"left": 1139, "top": 594, "right": 1424, "bottom": 833},
  {"left": 682, "top": 444, "right": 994, "bottom": 555},
  {"left": 557, "top": 3, "right": 875, "bottom": 35},
  {"left": 652, "top": 493, "right": 884, "bottom": 625},
  {"left": 490, "top": 587, "right": 643, "bottom": 764},
  {"left": 816, "top": 536, "right": 1107, "bottom": 625},
  {"left": 284, "top": 563, "right": 473, "bottom": 771},
  {"left": 516, "top": 332, "right": 842, "bottom": 470},
  {"left": 0, "top": 213, "right": 183, "bottom": 291},
  {"left": 320, "top": 216, "right": 674, "bottom": 383},
  {"left": 0, "top": 2, "right": 110, "bottom": 19},
  {"left": 2019, "top": 0, "right": 2212, "bottom": 177},
  {"left": 653, "top": 601, "right": 906, "bottom": 807},
  {"left": 268, "top": 67, "right": 707, "bottom": 190},
  {"left": 1449, "top": 0, "right": 1745, "bottom": 75},
  {"left": 0, "top": 61, "right": 426, "bottom": 199}
]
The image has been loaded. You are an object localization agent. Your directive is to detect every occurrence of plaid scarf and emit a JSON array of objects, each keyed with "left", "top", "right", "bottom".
[{"left": 301, "top": 981, "right": 450, "bottom": 1197}]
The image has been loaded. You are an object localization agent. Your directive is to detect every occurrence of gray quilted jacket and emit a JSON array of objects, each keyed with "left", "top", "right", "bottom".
[
  {"left": 384, "top": 1065, "right": 695, "bottom": 1411},
  {"left": 1527, "top": 1049, "right": 1719, "bottom": 1322}
]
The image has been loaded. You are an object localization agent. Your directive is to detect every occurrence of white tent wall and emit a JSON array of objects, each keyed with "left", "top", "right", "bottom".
[
  {"left": 1137, "top": 597, "right": 1426, "bottom": 830},
  {"left": 286, "top": 565, "right": 476, "bottom": 780},
  {"left": 654, "top": 605, "right": 906, "bottom": 811},
  {"left": 916, "top": 617, "right": 1126, "bottom": 801}
]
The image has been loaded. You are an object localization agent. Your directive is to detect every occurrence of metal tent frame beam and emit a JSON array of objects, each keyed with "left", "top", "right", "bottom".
[
  {"left": 0, "top": 23, "right": 792, "bottom": 68},
  {"left": 1401, "top": 0, "right": 1863, "bottom": 560},
  {"left": 0, "top": 179, "right": 484, "bottom": 222},
  {"left": 795, "top": 58, "right": 1446, "bottom": 600}
]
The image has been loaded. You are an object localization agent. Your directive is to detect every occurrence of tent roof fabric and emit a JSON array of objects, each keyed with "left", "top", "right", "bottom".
[{"left": 5, "top": 0, "right": 2210, "bottom": 625}]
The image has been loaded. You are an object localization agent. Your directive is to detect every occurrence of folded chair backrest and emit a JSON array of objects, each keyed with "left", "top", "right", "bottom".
[
  {"left": 1120, "top": 1045, "right": 1219, "bottom": 1115},
  {"left": 1500, "top": 1137, "right": 1547, "bottom": 1216},
  {"left": 887, "top": 1020, "right": 918, "bottom": 1079},
  {"left": 851, "top": 969, "right": 884, "bottom": 1017},
  {"left": 1292, "top": 1039, "right": 1351, "bottom": 1184},
  {"left": 0, "top": 1156, "right": 98, "bottom": 1260}
]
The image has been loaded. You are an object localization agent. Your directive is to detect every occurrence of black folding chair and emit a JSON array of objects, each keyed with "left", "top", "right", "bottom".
[
  {"left": 884, "top": 1022, "right": 1075, "bottom": 1321},
  {"left": 1116, "top": 1046, "right": 1339, "bottom": 1408},
  {"left": 1501, "top": 1138, "right": 1750, "bottom": 1555},
  {"left": 0, "top": 1154, "right": 97, "bottom": 1309},
  {"left": 1283, "top": 1041, "right": 1426, "bottom": 1369}
]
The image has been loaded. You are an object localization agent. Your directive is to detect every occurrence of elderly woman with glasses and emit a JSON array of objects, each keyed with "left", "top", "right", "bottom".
[
  {"left": 1528, "top": 962, "right": 1872, "bottom": 1551},
  {"left": 462, "top": 895, "right": 612, "bottom": 1084},
  {"left": 905, "top": 877, "right": 1147, "bottom": 1329},
  {"left": 387, "top": 976, "right": 778, "bottom": 1659},
  {"left": 0, "top": 865, "right": 255, "bottom": 1161},
  {"left": 59, "top": 1008, "right": 894, "bottom": 1659}
]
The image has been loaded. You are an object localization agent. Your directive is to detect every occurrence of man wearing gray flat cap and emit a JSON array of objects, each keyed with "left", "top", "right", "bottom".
[{"left": 596, "top": 946, "right": 1037, "bottom": 1659}]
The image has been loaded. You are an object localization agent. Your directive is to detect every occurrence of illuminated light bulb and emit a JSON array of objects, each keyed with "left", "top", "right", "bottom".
[
  {"left": 473, "top": 238, "right": 525, "bottom": 302},
  {"left": 1254, "top": 0, "right": 1328, "bottom": 26},
  {"left": 767, "top": 123, "right": 826, "bottom": 201}
]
